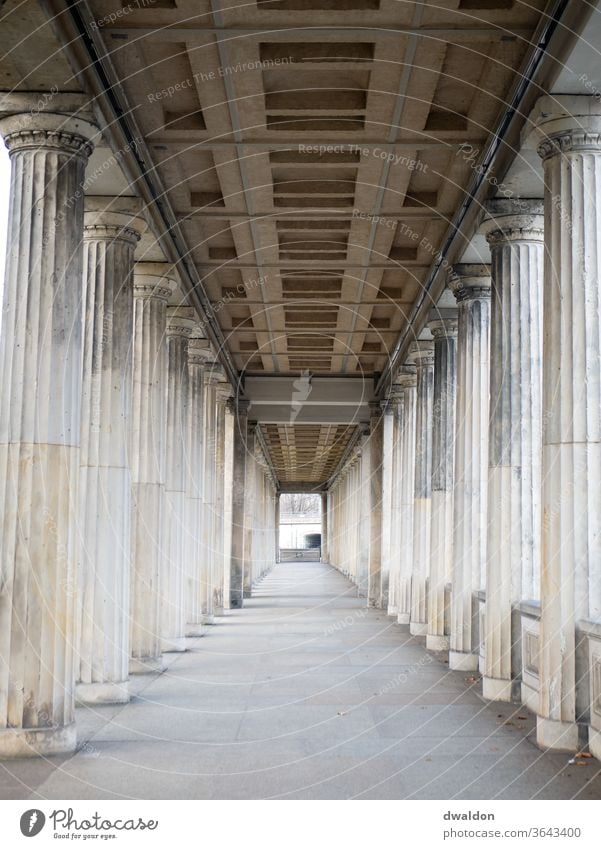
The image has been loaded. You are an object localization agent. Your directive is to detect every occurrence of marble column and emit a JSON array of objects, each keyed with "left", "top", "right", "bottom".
[
  {"left": 532, "top": 96, "right": 601, "bottom": 750},
  {"left": 201, "top": 364, "right": 220, "bottom": 623},
  {"left": 185, "top": 337, "right": 211, "bottom": 637},
  {"left": 320, "top": 492, "right": 328, "bottom": 563},
  {"left": 480, "top": 199, "right": 544, "bottom": 702},
  {"left": 409, "top": 341, "right": 435, "bottom": 636},
  {"left": 0, "top": 101, "right": 96, "bottom": 756},
  {"left": 387, "top": 386, "right": 404, "bottom": 617},
  {"left": 130, "top": 263, "right": 176, "bottom": 673},
  {"left": 426, "top": 313, "right": 458, "bottom": 651},
  {"left": 368, "top": 406, "right": 383, "bottom": 607},
  {"left": 213, "top": 377, "right": 234, "bottom": 615},
  {"left": 357, "top": 434, "right": 371, "bottom": 597},
  {"left": 76, "top": 199, "right": 145, "bottom": 705},
  {"left": 229, "top": 399, "right": 249, "bottom": 608},
  {"left": 396, "top": 366, "right": 417, "bottom": 625},
  {"left": 449, "top": 264, "right": 491, "bottom": 671},
  {"left": 380, "top": 400, "right": 396, "bottom": 609},
  {"left": 243, "top": 425, "right": 257, "bottom": 598},
  {"left": 161, "top": 306, "right": 195, "bottom": 652}
]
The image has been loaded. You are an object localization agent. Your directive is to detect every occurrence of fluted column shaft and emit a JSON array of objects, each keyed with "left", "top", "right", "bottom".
[
  {"left": 130, "top": 264, "right": 176, "bottom": 673},
  {"left": 358, "top": 436, "right": 371, "bottom": 597},
  {"left": 380, "top": 401, "right": 395, "bottom": 609},
  {"left": 0, "top": 105, "right": 96, "bottom": 756},
  {"left": 213, "top": 380, "right": 234, "bottom": 615},
  {"left": 185, "top": 339, "right": 209, "bottom": 636},
  {"left": 201, "top": 367, "right": 220, "bottom": 623},
  {"left": 320, "top": 493, "right": 328, "bottom": 563},
  {"left": 161, "top": 307, "right": 195, "bottom": 652},
  {"left": 427, "top": 315, "right": 458, "bottom": 651},
  {"left": 396, "top": 368, "right": 417, "bottom": 625},
  {"left": 480, "top": 200, "right": 544, "bottom": 702},
  {"left": 409, "top": 342, "right": 435, "bottom": 636},
  {"left": 243, "top": 426, "right": 258, "bottom": 597},
  {"left": 449, "top": 264, "right": 491, "bottom": 671},
  {"left": 230, "top": 400, "right": 249, "bottom": 608},
  {"left": 368, "top": 406, "right": 384, "bottom": 607},
  {"left": 387, "top": 391, "right": 403, "bottom": 616},
  {"left": 76, "top": 202, "right": 144, "bottom": 705},
  {"left": 533, "top": 98, "right": 601, "bottom": 751}
]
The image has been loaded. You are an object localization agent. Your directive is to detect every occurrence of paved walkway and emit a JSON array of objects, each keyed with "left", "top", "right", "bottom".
[{"left": 2, "top": 562, "right": 601, "bottom": 799}]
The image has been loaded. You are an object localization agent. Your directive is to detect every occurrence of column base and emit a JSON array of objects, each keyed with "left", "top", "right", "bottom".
[
  {"left": 536, "top": 716, "right": 579, "bottom": 752},
  {"left": 0, "top": 723, "right": 76, "bottom": 759},
  {"left": 229, "top": 593, "right": 243, "bottom": 609},
  {"left": 129, "top": 655, "right": 165, "bottom": 675},
  {"left": 214, "top": 606, "right": 225, "bottom": 617},
  {"left": 76, "top": 681, "right": 129, "bottom": 706},
  {"left": 482, "top": 675, "right": 512, "bottom": 702},
  {"left": 449, "top": 650, "right": 479, "bottom": 671},
  {"left": 161, "top": 637, "right": 187, "bottom": 653},
  {"left": 201, "top": 614, "right": 215, "bottom": 625},
  {"left": 426, "top": 634, "right": 449, "bottom": 652},
  {"left": 185, "top": 623, "right": 205, "bottom": 637},
  {"left": 397, "top": 612, "right": 410, "bottom": 625},
  {"left": 589, "top": 727, "right": 601, "bottom": 762},
  {"left": 409, "top": 621, "right": 428, "bottom": 637},
  {"left": 387, "top": 605, "right": 398, "bottom": 617},
  {"left": 243, "top": 590, "right": 252, "bottom": 599}
]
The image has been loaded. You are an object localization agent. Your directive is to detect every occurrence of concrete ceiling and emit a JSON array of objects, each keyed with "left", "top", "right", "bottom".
[{"left": 0, "top": 0, "right": 596, "bottom": 489}]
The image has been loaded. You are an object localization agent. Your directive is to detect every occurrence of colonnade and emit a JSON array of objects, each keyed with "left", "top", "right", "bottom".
[
  {"left": 0, "top": 96, "right": 276, "bottom": 757},
  {"left": 329, "top": 95, "right": 601, "bottom": 757}
]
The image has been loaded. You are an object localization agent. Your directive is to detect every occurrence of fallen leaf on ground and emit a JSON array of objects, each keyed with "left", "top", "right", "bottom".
[{"left": 575, "top": 751, "right": 593, "bottom": 758}]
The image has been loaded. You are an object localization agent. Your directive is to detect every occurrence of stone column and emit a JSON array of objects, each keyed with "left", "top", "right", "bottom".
[
  {"left": 201, "top": 364, "right": 220, "bottom": 623},
  {"left": 243, "top": 425, "right": 258, "bottom": 597},
  {"left": 185, "top": 337, "right": 211, "bottom": 637},
  {"left": 408, "top": 341, "right": 435, "bottom": 636},
  {"left": 320, "top": 492, "right": 328, "bottom": 563},
  {"left": 0, "top": 100, "right": 96, "bottom": 756},
  {"left": 213, "top": 378, "right": 234, "bottom": 615},
  {"left": 380, "top": 400, "right": 396, "bottom": 608},
  {"left": 229, "top": 399, "right": 249, "bottom": 608},
  {"left": 532, "top": 96, "right": 601, "bottom": 750},
  {"left": 368, "top": 405, "right": 383, "bottom": 607},
  {"left": 480, "top": 199, "right": 544, "bottom": 701},
  {"left": 426, "top": 313, "right": 458, "bottom": 651},
  {"left": 387, "top": 386, "right": 404, "bottom": 616},
  {"left": 449, "top": 264, "right": 491, "bottom": 671},
  {"left": 161, "top": 306, "right": 195, "bottom": 652},
  {"left": 357, "top": 434, "right": 371, "bottom": 597},
  {"left": 275, "top": 493, "right": 281, "bottom": 563},
  {"left": 130, "top": 263, "right": 176, "bottom": 673},
  {"left": 396, "top": 366, "right": 417, "bottom": 625},
  {"left": 76, "top": 199, "right": 145, "bottom": 705}
]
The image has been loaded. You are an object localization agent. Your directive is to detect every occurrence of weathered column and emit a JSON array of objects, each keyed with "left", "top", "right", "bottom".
[
  {"left": 357, "top": 434, "right": 371, "bottom": 597},
  {"left": 368, "top": 405, "right": 384, "bottom": 607},
  {"left": 0, "top": 99, "right": 96, "bottom": 756},
  {"left": 379, "top": 400, "right": 396, "bottom": 608},
  {"left": 426, "top": 313, "right": 458, "bottom": 651},
  {"left": 213, "top": 378, "right": 234, "bottom": 615},
  {"left": 320, "top": 493, "right": 328, "bottom": 563},
  {"left": 480, "top": 199, "right": 544, "bottom": 701},
  {"left": 449, "top": 264, "right": 491, "bottom": 671},
  {"left": 229, "top": 399, "right": 249, "bottom": 608},
  {"left": 77, "top": 198, "right": 145, "bottom": 705},
  {"left": 222, "top": 402, "right": 235, "bottom": 607},
  {"left": 275, "top": 492, "right": 281, "bottom": 563},
  {"left": 161, "top": 306, "right": 195, "bottom": 652},
  {"left": 185, "top": 337, "right": 210, "bottom": 637},
  {"left": 387, "top": 385, "right": 403, "bottom": 617},
  {"left": 409, "top": 341, "right": 435, "bottom": 636},
  {"left": 130, "top": 263, "right": 176, "bottom": 673},
  {"left": 396, "top": 366, "right": 417, "bottom": 625},
  {"left": 201, "top": 363, "right": 220, "bottom": 623},
  {"left": 243, "top": 425, "right": 258, "bottom": 597},
  {"left": 532, "top": 96, "right": 601, "bottom": 750}
]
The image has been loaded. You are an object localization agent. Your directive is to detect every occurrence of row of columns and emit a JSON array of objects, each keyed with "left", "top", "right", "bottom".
[
  {"left": 0, "top": 99, "right": 276, "bottom": 757},
  {"left": 328, "top": 95, "right": 601, "bottom": 753}
]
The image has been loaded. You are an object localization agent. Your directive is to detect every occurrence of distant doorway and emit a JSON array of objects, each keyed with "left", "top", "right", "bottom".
[{"left": 278, "top": 493, "right": 321, "bottom": 562}]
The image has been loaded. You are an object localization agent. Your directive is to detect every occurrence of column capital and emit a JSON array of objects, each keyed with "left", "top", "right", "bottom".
[
  {"left": 83, "top": 196, "right": 147, "bottom": 244},
  {"left": 480, "top": 198, "right": 544, "bottom": 244},
  {"left": 393, "top": 364, "right": 417, "bottom": 388},
  {"left": 448, "top": 264, "right": 491, "bottom": 302},
  {"left": 166, "top": 306, "right": 196, "bottom": 338},
  {"left": 428, "top": 308, "right": 458, "bottom": 338},
  {"left": 0, "top": 98, "right": 98, "bottom": 158},
  {"left": 134, "top": 262, "right": 178, "bottom": 301},
  {"left": 527, "top": 95, "right": 601, "bottom": 161},
  {"left": 188, "top": 337, "right": 212, "bottom": 367},
  {"left": 407, "top": 340, "right": 435, "bottom": 367}
]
